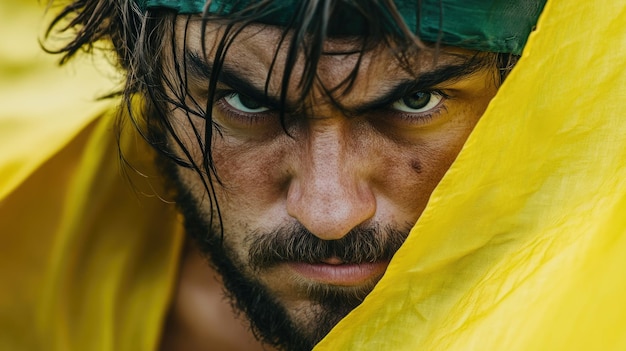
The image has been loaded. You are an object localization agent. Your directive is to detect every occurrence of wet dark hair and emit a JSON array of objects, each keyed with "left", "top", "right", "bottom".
[{"left": 44, "top": 0, "right": 517, "bottom": 233}]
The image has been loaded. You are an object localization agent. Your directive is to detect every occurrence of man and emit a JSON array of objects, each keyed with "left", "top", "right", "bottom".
[
  {"left": 39, "top": 0, "right": 543, "bottom": 349},
  {"left": 3, "top": 0, "right": 626, "bottom": 350},
  {"left": 6, "top": 0, "right": 538, "bottom": 350}
]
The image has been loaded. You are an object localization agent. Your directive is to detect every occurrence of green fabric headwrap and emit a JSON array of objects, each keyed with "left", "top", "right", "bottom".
[{"left": 136, "top": 0, "right": 546, "bottom": 54}]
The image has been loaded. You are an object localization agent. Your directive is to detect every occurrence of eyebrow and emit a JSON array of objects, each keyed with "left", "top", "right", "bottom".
[
  {"left": 352, "top": 60, "right": 487, "bottom": 114},
  {"left": 186, "top": 50, "right": 282, "bottom": 108},
  {"left": 185, "top": 49, "right": 487, "bottom": 113}
]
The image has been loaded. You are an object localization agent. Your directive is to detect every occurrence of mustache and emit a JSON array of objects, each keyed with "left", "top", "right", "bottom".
[{"left": 247, "top": 223, "right": 411, "bottom": 270}]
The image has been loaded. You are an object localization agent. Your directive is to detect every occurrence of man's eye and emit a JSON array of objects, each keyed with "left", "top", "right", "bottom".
[
  {"left": 391, "top": 91, "right": 443, "bottom": 113},
  {"left": 223, "top": 92, "right": 270, "bottom": 113}
]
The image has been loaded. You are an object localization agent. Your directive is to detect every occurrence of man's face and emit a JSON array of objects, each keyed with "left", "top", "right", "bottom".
[{"left": 162, "top": 17, "right": 499, "bottom": 350}]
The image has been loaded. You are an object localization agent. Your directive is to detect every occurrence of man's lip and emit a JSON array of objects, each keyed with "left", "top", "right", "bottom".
[{"left": 287, "top": 260, "right": 389, "bottom": 286}]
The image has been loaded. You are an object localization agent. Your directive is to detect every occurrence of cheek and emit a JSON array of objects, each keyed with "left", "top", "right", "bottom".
[
  {"left": 209, "top": 133, "right": 293, "bottom": 221},
  {"left": 167, "top": 105, "right": 293, "bottom": 212},
  {"left": 373, "top": 106, "right": 485, "bottom": 221},
  {"left": 367, "top": 141, "right": 461, "bottom": 223}
]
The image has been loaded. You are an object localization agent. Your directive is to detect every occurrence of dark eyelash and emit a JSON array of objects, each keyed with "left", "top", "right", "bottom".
[
  {"left": 400, "top": 90, "right": 450, "bottom": 100},
  {"left": 213, "top": 89, "right": 241, "bottom": 104}
]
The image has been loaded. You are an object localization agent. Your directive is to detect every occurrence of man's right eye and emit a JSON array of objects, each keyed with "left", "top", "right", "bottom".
[{"left": 223, "top": 92, "right": 270, "bottom": 113}]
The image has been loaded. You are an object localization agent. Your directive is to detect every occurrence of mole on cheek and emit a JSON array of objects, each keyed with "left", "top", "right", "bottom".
[{"left": 410, "top": 159, "right": 423, "bottom": 174}]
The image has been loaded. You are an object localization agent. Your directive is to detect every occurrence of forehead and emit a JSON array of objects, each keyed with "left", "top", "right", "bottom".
[{"left": 173, "top": 17, "right": 479, "bottom": 80}]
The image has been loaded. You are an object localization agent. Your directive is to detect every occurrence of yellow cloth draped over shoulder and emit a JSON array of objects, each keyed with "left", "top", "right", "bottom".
[
  {"left": 1, "top": 0, "right": 626, "bottom": 350},
  {"left": 0, "top": 2, "right": 183, "bottom": 350}
]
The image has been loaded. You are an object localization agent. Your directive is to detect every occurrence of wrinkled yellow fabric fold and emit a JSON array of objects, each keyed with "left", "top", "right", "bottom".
[
  {"left": 315, "top": 0, "right": 626, "bottom": 350},
  {"left": 0, "top": 2, "right": 183, "bottom": 350}
]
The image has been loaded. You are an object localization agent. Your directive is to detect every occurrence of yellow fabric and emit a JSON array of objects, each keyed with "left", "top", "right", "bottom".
[
  {"left": 316, "top": 0, "right": 626, "bottom": 350},
  {"left": 0, "top": 2, "right": 183, "bottom": 350},
  {"left": 0, "top": 1, "right": 119, "bottom": 200},
  {"left": 4, "top": 0, "right": 626, "bottom": 350}
]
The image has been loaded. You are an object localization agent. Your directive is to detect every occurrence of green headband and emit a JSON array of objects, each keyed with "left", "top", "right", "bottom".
[{"left": 136, "top": 0, "right": 546, "bottom": 54}]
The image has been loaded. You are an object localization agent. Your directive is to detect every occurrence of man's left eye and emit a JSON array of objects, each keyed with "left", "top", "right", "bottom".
[
  {"left": 391, "top": 91, "right": 443, "bottom": 113},
  {"left": 223, "top": 92, "right": 270, "bottom": 113}
]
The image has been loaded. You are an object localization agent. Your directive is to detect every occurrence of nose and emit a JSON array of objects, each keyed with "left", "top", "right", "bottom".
[{"left": 286, "top": 121, "right": 376, "bottom": 240}]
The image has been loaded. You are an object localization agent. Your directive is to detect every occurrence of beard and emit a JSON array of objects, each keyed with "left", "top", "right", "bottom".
[{"left": 160, "top": 156, "right": 410, "bottom": 351}]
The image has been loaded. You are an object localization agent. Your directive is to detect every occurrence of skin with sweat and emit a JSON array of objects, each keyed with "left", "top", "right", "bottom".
[{"left": 161, "top": 18, "right": 499, "bottom": 350}]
